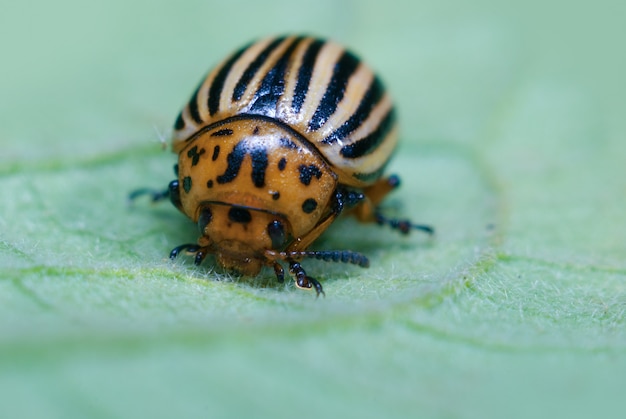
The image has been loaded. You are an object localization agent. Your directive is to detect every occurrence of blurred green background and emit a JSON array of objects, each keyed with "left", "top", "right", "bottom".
[{"left": 1, "top": 0, "right": 625, "bottom": 417}]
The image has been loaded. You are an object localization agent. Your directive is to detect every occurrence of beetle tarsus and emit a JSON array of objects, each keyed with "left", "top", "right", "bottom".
[
  {"left": 387, "top": 174, "right": 401, "bottom": 188},
  {"left": 374, "top": 212, "right": 434, "bottom": 236},
  {"left": 128, "top": 178, "right": 181, "bottom": 210},
  {"left": 334, "top": 187, "right": 366, "bottom": 213},
  {"left": 273, "top": 263, "right": 285, "bottom": 283},
  {"left": 309, "top": 277, "right": 325, "bottom": 298},
  {"left": 128, "top": 187, "right": 170, "bottom": 203},
  {"left": 194, "top": 249, "right": 208, "bottom": 266},
  {"left": 289, "top": 262, "right": 325, "bottom": 297},
  {"left": 169, "top": 243, "right": 201, "bottom": 260}
]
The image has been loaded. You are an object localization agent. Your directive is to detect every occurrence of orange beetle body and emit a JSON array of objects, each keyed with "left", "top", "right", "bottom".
[
  {"left": 175, "top": 116, "right": 337, "bottom": 277},
  {"left": 132, "top": 35, "right": 433, "bottom": 295}
]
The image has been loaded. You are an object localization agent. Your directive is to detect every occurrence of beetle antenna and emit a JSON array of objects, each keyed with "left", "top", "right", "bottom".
[{"left": 280, "top": 250, "right": 370, "bottom": 268}]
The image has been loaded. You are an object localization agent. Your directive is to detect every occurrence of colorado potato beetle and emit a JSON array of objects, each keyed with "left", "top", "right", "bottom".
[{"left": 131, "top": 35, "right": 433, "bottom": 296}]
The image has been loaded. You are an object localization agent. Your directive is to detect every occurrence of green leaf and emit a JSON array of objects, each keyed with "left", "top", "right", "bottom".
[{"left": 1, "top": 0, "right": 625, "bottom": 418}]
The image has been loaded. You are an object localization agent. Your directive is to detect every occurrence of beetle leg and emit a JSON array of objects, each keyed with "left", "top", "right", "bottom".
[
  {"left": 349, "top": 175, "right": 400, "bottom": 221},
  {"left": 273, "top": 262, "right": 285, "bottom": 283},
  {"left": 193, "top": 248, "right": 209, "bottom": 266},
  {"left": 168, "top": 243, "right": 211, "bottom": 265},
  {"left": 365, "top": 174, "right": 402, "bottom": 206},
  {"left": 169, "top": 243, "right": 201, "bottom": 259},
  {"left": 333, "top": 186, "right": 365, "bottom": 213},
  {"left": 286, "top": 188, "right": 347, "bottom": 252},
  {"left": 128, "top": 187, "right": 169, "bottom": 203},
  {"left": 129, "top": 165, "right": 180, "bottom": 204},
  {"left": 289, "top": 261, "right": 324, "bottom": 297},
  {"left": 374, "top": 212, "right": 434, "bottom": 235},
  {"left": 128, "top": 179, "right": 183, "bottom": 212},
  {"left": 349, "top": 175, "right": 434, "bottom": 235},
  {"left": 167, "top": 179, "right": 183, "bottom": 211}
]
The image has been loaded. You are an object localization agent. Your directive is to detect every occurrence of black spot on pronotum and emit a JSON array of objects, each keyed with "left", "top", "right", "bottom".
[
  {"left": 217, "top": 140, "right": 268, "bottom": 188},
  {"left": 299, "top": 164, "right": 322, "bottom": 185},
  {"left": 212, "top": 145, "right": 220, "bottom": 161},
  {"left": 253, "top": 126, "right": 260, "bottom": 135},
  {"left": 278, "top": 157, "right": 287, "bottom": 171},
  {"left": 187, "top": 145, "right": 206, "bottom": 166},
  {"left": 183, "top": 176, "right": 192, "bottom": 193},
  {"left": 301, "top": 198, "right": 317, "bottom": 214},
  {"left": 211, "top": 129, "right": 233, "bottom": 137},
  {"left": 271, "top": 191, "right": 280, "bottom": 200},
  {"left": 228, "top": 207, "right": 252, "bottom": 224},
  {"left": 250, "top": 147, "right": 269, "bottom": 188},
  {"left": 197, "top": 207, "right": 213, "bottom": 233},
  {"left": 207, "top": 180, "right": 214, "bottom": 188},
  {"left": 217, "top": 142, "right": 246, "bottom": 184}
]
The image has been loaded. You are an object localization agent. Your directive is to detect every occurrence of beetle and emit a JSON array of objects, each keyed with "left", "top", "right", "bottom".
[{"left": 130, "top": 35, "right": 433, "bottom": 296}]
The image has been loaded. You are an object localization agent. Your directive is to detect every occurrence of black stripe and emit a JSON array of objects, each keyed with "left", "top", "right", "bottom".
[
  {"left": 232, "top": 37, "right": 286, "bottom": 102},
  {"left": 187, "top": 83, "right": 203, "bottom": 124},
  {"left": 174, "top": 112, "right": 185, "bottom": 130},
  {"left": 323, "top": 76, "right": 384, "bottom": 145},
  {"left": 340, "top": 108, "right": 396, "bottom": 159},
  {"left": 308, "top": 51, "right": 360, "bottom": 132},
  {"left": 208, "top": 45, "right": 249, "bottom": 116},
  {"left": 291, "top": 39, "right": 324, "bottom": 114},
  {"left": 249, "top": 37, "right": 304, "bottom": 114},
  {"left": 352, "top": 165, "right": 387, "bottom": 183}
]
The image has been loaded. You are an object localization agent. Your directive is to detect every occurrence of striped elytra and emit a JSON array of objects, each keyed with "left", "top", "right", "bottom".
[
  {"left": 172, "top": 35, "right": 397, "bottom": 186},
  {"left": 131, "top": 34, "right": 433, "bottom": 296}
]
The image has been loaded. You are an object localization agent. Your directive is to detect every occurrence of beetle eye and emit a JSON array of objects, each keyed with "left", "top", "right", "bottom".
[
  {"left": 198, "top": 207, "right": 213, "bottom": 233},
  {"left": 267, "top": 220, "right": 286, "bottom": 249}
]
